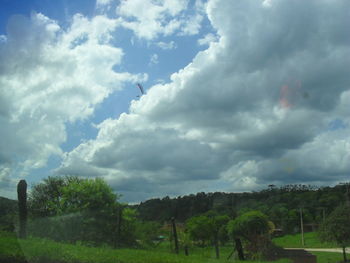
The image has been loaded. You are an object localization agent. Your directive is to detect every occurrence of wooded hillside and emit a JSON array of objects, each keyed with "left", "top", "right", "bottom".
[{"left": 135, "top": 184, "right": 349, "bottom": 233}]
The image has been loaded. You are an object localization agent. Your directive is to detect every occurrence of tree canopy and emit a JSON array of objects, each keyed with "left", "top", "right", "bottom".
[
  {"left": 227, "top": 210, "right": 270, "bottom": 242},
  {"left": 186, "top": 211, "right": 230, "bottom": 258},
  {"left": 28, "top": 176, "right": 120, "bottom": 245},
  {"left": 227, "top": 211, "right": 272, "bottom": 259}
]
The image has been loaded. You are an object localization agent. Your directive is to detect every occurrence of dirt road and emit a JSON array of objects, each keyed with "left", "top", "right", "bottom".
[{"left": 286, "top": 248, "right": 350, "bottom": 253}]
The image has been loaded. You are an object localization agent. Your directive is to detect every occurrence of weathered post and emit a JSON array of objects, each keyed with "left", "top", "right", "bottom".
[
  {"left": 299, "top": 207, "right": 305, "bottom": 247},
  {"left": 214, "top": 232, "right": 220, "bottom": 259},
  {"left": 171, "top": 217, "right": 179, "bottom": 254},
  {"left": 17, "top": 180, "right": 27, "bottom": 239},
  {"left": 235, "top": 238, "right": 245, "bottom": 261},
  {"left": 342, "top": 246, "right": 347, "bottom": 263},
  {"left": 184, "top": 245, "right": 189, "bottom": 256},
  {"left": 114, "top": 206, "right": 123, "bottom": 248}
]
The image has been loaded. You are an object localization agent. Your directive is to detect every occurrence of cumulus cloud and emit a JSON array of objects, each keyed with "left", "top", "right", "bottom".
[
  {"left": 114, "top": 0, "right": 205, "bottom": 40},
  {"left": 0, "top": 12, "right": 142, "bottom": 195},
  {"left": 197, "top": 33, "right": 218, "bottom": 46},
  {"left": 57, "top": 0, "right": 350, "bottom": 202}
]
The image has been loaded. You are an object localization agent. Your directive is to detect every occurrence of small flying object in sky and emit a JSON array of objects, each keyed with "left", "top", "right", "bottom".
[{"left": 136, "top": 83, "right": 144, "bottom": 98}]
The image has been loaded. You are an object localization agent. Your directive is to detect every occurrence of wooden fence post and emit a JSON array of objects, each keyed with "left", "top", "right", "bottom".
[
  {"left": 171, "top": 217, "right": 179, "bottom": 254},
  {"left": 17, "top": 180, "right": 27, "bottom": 239},
  {"left": 235, "top": 238, "right": 245, "bottom": 261}
]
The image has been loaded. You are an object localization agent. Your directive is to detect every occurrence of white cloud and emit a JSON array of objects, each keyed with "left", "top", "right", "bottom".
[
  {"left": 0, "top": 12, "right": 143, "bottom": 195},
  {"left": 178, "top": 13, "right": 203, "bottom": 36},
  {"left": 114, "top": 0, "right": 206, "bottom": 40},
  {"left": 54, "top": 0, "right": 350, "bottom": 202},
  {"left": 156, "top": 41, "right": 177, "bottom": 50},
  {"left": 96, "top": 0, "right": 113, "bottom": 6},
  {"left": 197, "top": 33, "right": 218, "bottom": 46}
]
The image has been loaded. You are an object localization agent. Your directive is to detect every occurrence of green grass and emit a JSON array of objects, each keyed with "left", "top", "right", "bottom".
[
  {"left": 273, "top": 232, "right": 338, "bottom": 248},
  {"left": 0, "top": 231, "right": 291, "bottom": 263},
  {"left": 311, "top": 252, "right": 350, "bottom": 263}
]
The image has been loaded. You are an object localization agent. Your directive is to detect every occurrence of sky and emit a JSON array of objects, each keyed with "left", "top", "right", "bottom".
[{"left": 0, "top": 0, "right": 349, "bottom": 203}]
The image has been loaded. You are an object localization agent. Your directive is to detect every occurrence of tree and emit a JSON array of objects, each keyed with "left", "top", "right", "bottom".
[
  {"left": 60, "top": 177, "right": 118, "bottom": 213},
  {"left": 186, "top": 211, "right": 230, "bottom": 258},
  {"left": 186, "top": 215, "right": 212, "bottom": 246},
  {"left": 29, "top": 176, "right": 82, "bottom": 217},
  {"left": 28, "top": 176, "right": 120, "bottom": 245},
  {"left": 118, "top": 207, "right": 139, "bottom": 247},
  {"left": 319, "top": 204, "right": 350, "bottom": 262},
  {"left": 227, "top": 211, "right": 272, "bottom": 259},
  {"left": 59, "top": 178, "right": 120, "bottom": 244}
]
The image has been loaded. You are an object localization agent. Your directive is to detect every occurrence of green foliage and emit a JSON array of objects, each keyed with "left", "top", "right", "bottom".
[
  {"left": 119, "top": 207, "right": 139, "bottom": 247},
  {"left": 186, "top": 211, "right": 230, "bottom": 259},
  {"left": 60, "top": 178, "right": 118, "bottom": 213},
  {"left": 0, "top": 196, "right": 17, "bottom": 232},
  {"left": 28, "top": 176, "right": 120, "bottom": 246},
  {"left": 227, "top": 211, "right": 273, "bottom": 259},
  {"left": 29, "top": 176, "right": 83, "bottom": 217},
  {"left": 319, "top": 204, "right": 350, "bottom": 247},
  {"left": 227, "top": 211, "right": 270, "bottom": 242},
  {"left": 186, "top": 215, "right": 213, "bottom": 245},
  {"left": 135, "top": 221, "right": 162, "bottom": 247},
  {"left": 136, "top": 183, "right": 349, "bottom": 234}
]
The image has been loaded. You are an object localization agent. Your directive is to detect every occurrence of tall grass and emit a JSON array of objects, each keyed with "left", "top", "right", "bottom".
[{"left": 0, "top": 231, "right": 291, "bottom": 263}]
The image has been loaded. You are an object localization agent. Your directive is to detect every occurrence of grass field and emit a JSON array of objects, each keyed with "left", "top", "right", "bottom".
[
  {"left": 2, "top": 231, "right": 349, "bottom": 263},
  {"left": 0, "top": 231, "right": 291, "bottom": 263},
  {"left": 273, "top": 232, "right": 338, "bottom": 248},
  {"left": 312, "top": 252, "right": 350, "bottom": 263}
]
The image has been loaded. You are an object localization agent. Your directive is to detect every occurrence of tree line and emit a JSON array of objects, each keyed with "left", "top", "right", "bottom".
[{"left": 136, "top": 184, "right": 349, "bottom": 232}]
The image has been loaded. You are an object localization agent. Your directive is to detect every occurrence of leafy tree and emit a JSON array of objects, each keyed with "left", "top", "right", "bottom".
[
  {"left": 119, "top": 207, "right": 139, "bottom": 247},
  {"left": 227, "top": 211, "right": 272, "bottom": 259},
  {"left": 186, "top": 215, "right": 212, "bottom": 246},
  {"left": 319, "top": 204, "right": 350, "bottom": 262},
  {"left": 60, "top": 177, "right": 118, "bottom": 213},
  {"left": 186, "top": 211, "right": 229, "bottom": 258},
  {"left": 29, "top": 176, "right": 82, "bottom": 217},
  {"left": 28, "top": 176, "right": 120, "bottom": 246},
  {"left": 59, "top": 178, "right": 120, "bottom": 244},
  {"left": 207, "top": 212, "right": 230, "bottom": 258}
]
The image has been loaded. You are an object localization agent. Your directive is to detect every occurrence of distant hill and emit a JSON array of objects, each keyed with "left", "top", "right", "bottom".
[
  {"left": 0, "top": 196, "right": 17, "bottom": 215},
  {"left": 135, "top": 184, "right": 349, "bottom": 234},
  {"left": 0, "top": 196, "right": 17, "bottom": 231}
]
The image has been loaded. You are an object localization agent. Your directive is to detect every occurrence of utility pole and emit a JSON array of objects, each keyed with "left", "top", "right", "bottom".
[{"left": 299, "top": 207, "right": 305, "bottom": 247}]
